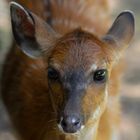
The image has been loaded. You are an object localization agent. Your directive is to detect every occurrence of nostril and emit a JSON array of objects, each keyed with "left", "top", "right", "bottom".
[
  {"left": 71, "top": 118, "right": 81, "bottom": 126},
  {"left": 61, "top": 119, "right": 67, "bottom": 127}
]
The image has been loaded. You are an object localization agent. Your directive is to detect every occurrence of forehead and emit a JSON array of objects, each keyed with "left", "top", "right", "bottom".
[{"left": 49, "top": 29, "right": 107, "bottom": 71}]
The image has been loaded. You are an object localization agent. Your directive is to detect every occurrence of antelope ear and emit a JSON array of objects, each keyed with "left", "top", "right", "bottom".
[
  {"left": 10, "top": 2, "right": 57, "bottom": 58},
  {"left": 103, "top": 11, "right": 135, "bottom": 49}
]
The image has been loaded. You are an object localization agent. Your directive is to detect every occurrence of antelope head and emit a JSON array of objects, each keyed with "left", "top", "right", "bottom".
[{"left": 10, "top": 2, "right": 134, "bottom": 134}]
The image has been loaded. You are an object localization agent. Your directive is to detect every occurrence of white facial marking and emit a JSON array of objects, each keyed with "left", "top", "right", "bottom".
[
  {"left": 105, "top": 87, "right": 109, "bottom": 103},
  {"left": 91, "top": 64, "right": 97, "bottom": 71},
  {"left": 58, "top": 117, "right": 63, "bottom": 131},
  {"left": 58, "top": 124, "right": 63, "bottom": 130},
  {"left": 92, "top": 106, "right": 101, "bottom": 120},
  {"left": 52, "top": 63, "right": 60, "bottom": 70},
  {"left": 88, "top": 64, "right": 97, "bottom": 74},
  {"left": 79, "top": 123, "right": 98, "bottom": 140},
  {"left": 81, "top": 125, "right": 85, "bottom": 130}
]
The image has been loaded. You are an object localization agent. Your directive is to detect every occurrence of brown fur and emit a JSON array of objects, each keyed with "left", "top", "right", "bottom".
[
  {"left": 1, "top": 1, "right": 134, "bottom": 140},
  {"left": 14, "top": 0, "right": 110, "bottom": 35}
]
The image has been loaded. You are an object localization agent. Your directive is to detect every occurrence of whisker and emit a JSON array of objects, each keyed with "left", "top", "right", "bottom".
[{"left": 47, "top": 118, "right": 58, "bottom": 124}]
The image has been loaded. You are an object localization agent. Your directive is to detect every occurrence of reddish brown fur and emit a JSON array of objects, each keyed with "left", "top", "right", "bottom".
[
  {"left": 1, "top": 32, "right": 121, "bottom": 140},
  {"left": 1, "top": 1, "right": 134, "bottom": 140},
  {"left": 14, "top": 0, "right": 110, "bottom": 35}
]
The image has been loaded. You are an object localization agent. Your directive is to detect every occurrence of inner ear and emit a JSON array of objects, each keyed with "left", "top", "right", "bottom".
[
  {"left": 10, "top": 2, "right": 58, "bottom": 59},
  {"left": 11, "top": 3, "right": 35, "bottom": 37},
  {"left": 10, "top": 2, "right": 42, "bottom": 58},
  {"left": 103, "top": 11, "right": 135, "bottom": 47}
]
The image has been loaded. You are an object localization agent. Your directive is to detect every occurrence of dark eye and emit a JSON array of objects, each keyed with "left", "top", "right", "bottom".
[
  {"left": 48, "top": 67, "right": 59, "bottom": 80},
  {"left": 94, "top": 69, "right": 107, "bottom": 83}
]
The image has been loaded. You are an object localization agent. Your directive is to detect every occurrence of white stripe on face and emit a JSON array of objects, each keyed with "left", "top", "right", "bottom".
[{"left": 90, "top": 64, "right": 97, "bottom": 72}]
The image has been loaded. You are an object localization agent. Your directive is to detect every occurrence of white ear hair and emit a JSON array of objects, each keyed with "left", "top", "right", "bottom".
[{"left": 10, "top": 1, "right": 29, "bottom": 15}]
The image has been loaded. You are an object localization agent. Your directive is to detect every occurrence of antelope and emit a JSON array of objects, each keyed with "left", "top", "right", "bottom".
[{"left": 1, "top": 1, "right": 134, "bottom": 140}]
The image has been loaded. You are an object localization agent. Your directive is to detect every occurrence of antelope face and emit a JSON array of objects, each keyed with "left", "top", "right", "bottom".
[
  {"left": 47, "top": 30, "right": 109, "bottom": 133},
  {"left": 10, "top": 2, "right": 134, "bottom": 134}
]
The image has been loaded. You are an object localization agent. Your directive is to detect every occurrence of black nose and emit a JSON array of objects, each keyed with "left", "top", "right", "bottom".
[{"left": 60, "top": 115, "right": 82, "bottom": 133}]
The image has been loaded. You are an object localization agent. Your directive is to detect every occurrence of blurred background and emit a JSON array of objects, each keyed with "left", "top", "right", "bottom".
[{"left": 0, "top": 0, "right": 140, "bottom": 140}]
